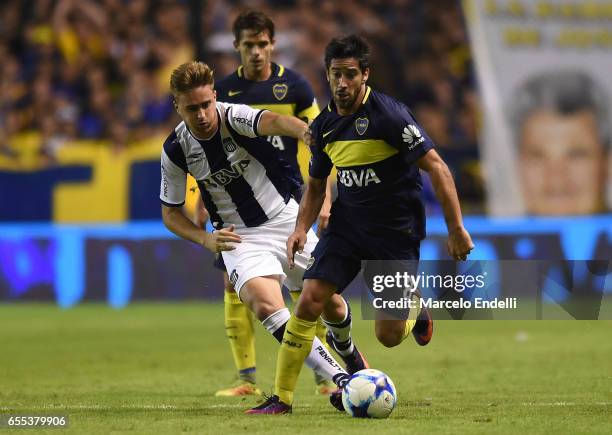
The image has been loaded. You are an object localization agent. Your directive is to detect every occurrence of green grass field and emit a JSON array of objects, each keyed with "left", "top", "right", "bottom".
[{"left": 1, "top": 303, "right": 610, "bottom": 434}]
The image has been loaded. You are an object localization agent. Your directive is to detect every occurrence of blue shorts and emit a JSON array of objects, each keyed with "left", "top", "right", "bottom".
[
  {"left": 213, "top": 253, "right": 227, "bottom": 271},
  {"left": 303, "top": 220, "right": 421, "bottom": 293}
]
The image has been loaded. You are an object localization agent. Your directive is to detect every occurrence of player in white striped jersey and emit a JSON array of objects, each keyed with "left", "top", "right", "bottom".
[{"left": 160, "top": 61, "right": 367, "bottom": 391}]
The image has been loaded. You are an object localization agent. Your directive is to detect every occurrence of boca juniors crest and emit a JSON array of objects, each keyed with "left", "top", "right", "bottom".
[
  {"left": 272, "top": 83, "right": 288, "bottom": 101},
  {"left": 355, "top": 117, "right": 369, "bottom": 135},
  {"left": 222, "top": 137, "right": 237, "bottom": 153}
]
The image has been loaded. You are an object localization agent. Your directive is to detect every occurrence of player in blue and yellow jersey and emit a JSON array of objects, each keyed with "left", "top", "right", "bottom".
[
  {"left": 248, "top": 35, "right": 474, "bottom": 414},
  {"left": 215, "top": 24, "right": 319, "bottom": 186},
  {"left": 195, "top": 11, "right": 362, "bottom": 399}
]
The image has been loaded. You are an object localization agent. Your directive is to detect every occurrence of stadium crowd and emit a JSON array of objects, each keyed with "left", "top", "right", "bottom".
[{"left": 0, "top": 0, "right": 482, "bottom": 209}]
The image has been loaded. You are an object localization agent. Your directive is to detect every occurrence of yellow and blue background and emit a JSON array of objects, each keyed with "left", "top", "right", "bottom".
[{"left": 0, "top": 134, "right": 610, "bottom": 307}]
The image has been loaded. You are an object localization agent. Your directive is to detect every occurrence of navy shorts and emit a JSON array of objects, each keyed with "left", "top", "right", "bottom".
[
  {"left": 303, "top": 222, "right": 421, "bottom": 293},
  {"left": 213, "top": 253, "right": 226, "bottom": 271}
]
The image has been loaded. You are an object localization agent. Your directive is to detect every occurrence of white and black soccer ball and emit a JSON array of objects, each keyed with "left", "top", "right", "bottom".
[{"left": 341, "top": 369, "right": 397, "bottom": 418}]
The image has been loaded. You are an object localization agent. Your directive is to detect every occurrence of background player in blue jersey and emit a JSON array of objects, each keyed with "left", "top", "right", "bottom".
[
  {"left": 161, "top": 61, "right": 367, "bottom": 399},
  {"left": 248, "top": 35, "right": 474, "bottom": 415},
  {"left": 193, "top": 11, "right": 347, "bottom": 397}
]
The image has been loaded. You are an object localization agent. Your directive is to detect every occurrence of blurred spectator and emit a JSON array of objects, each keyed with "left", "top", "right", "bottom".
[{"left": 2, "top": 0, "right": 483, "bottom": 209}]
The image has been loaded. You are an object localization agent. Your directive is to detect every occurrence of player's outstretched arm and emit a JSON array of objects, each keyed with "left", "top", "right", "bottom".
[
  {"left": 287, "top": 176, "right": 327, "bottom": 268},
  {"left": 258, "top": 111, "right": 309, "bottom": 142},
  {"left": 161, "top": 205, "right": 241, "bottom": 253},
  {"left": 192, "top": 194, "right": 209, "bottom": 228},
  {"left": 417, "top": 149, "right": 474, "bottom": 260}
]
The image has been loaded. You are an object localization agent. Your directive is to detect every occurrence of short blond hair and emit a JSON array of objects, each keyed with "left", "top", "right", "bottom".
[{"left": 170, "top": 61, "right": 215, "bottom": 97}]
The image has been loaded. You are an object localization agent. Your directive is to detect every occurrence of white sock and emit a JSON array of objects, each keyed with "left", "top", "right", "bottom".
[
  {"left": 323, "top": 298, "right": 355, "bottom": 357},
  {"left": 307, "top": 336, "right": 348, "bottom": 386}
]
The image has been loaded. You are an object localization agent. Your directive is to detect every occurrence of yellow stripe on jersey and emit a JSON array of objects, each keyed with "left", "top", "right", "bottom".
[
  {"left": 297, "top": 103, "right": 320, "bottom": 124},
  {"left": 250, "top": 103, "right": 296, "bottom": 116},
  {"left": 324, "top": 139, "right": 398, "bottom": 167},
  {"left": 362, "top": 86, "right": 371, "bottom": 104},
  {"left": 277, "top": 64, "right": 285, "bottom": 77}
]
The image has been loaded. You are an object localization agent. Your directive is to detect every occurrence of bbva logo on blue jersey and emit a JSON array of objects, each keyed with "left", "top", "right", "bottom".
[
  {"left": 203, "top": 159, "right": 250, "bottom": 187},
  {"left": 338, "top": 167, "right": 381, "bottom": 187}
]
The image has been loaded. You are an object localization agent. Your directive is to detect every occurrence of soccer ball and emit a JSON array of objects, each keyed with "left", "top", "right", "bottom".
[{"left": 341, "top": 369, "right": 397, "bottom": 418}]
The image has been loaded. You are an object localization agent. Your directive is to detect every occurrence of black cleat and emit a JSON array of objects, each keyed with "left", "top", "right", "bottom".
[
  {"left": 329, "top": 388, "right": 345, "bottom": 412},
  {"left": 245, "top": 394, "right": 292, "bottom": 415},
  {"left": 326, "top": 331, "right": 370, "bottom": 374},
  {"left": 412, "top": 303, "right": 433, "bottom": 346}
]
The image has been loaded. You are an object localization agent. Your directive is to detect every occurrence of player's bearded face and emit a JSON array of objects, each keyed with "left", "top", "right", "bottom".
[
  {"left": 328, "top": 58, "right": 369, "bottom": 112},
  {"left": 235, "top": 29, "right": 274, "bottom": 79},
  {"left": 175, "top": 85, "right": 218, "bottom": 139}
]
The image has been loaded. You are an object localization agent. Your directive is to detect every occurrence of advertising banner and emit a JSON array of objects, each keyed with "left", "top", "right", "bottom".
[{"left": 465, "top": 0, "right": 612, "bottom": 215}]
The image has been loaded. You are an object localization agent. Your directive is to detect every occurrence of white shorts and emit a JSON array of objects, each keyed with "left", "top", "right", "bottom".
[{"left": 220, "top": 199, "right": 318, "bottom": 298}]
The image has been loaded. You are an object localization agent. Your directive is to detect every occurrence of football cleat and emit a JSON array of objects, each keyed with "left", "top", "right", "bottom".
[
  {"left": 215, "top": 381, "right": 262, "bottom": 397},
  {"left": 329, "top": 388, "right": 345, "bottom": 412},
  {"left": 326, "top": 331, "right": 370, "bottom": 374},
  {"left": 412, "top": 302, "right": 433, "bottom": 346},
  {"left": 245, "top": 394, "right": 292, "bottom": 415}
]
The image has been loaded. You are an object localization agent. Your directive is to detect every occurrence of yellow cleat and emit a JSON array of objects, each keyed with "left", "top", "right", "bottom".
[
  {"left": 215, "top": 381, "right": 262, "bottom": 397},
  {"left": 315, "top": 380, "right": 337, "bottom": 396}
]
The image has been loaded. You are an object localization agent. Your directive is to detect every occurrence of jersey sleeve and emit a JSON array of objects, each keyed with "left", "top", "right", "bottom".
[
  {"left": 380, "top": 99, "right": 434, "bottom": 164},
  {"left": 160, "top": 132, "right": 188, "bottom": 207},
  {"left": 226, "top": 103, "right": 267, "bottom": 138},
  {"left": 294, "top": 77, "right": 320, "bottom": 123},
  {"left": 308, "top": 118, "right": 333, "bottom": 179}
]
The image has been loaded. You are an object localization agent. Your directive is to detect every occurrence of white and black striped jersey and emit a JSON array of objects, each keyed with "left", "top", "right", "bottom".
[{"left": 160, "top": 102, "right": 301, "bottom": 229}]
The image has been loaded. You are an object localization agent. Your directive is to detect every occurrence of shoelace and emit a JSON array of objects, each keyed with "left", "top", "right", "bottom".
[{"left": 253, "top": 392, "right": 277, "bottom": 409}]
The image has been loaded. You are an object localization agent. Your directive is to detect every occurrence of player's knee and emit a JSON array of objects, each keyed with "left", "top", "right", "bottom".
[
  {"left": 252, "top": 301, "right": 283, "bottom": 322},
  {"left": 375, "top": 327, "right": 403, "bottom": 348},
  {"left": 241, "top": 289, "right": 282, "bottom": 321},
  {"left": 322, "top": 294, "right": 346, "bottom": 323},
  {"left": 224, "top": 285, "right": 235, "bottom": 294},
  {"left": 295, "top": 290, "right": 325, "bottom": 321}
]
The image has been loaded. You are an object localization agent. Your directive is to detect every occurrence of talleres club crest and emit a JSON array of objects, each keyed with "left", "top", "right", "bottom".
[
  {"left": 355, "top": 117, "right": 369, "bottom": 135},
  {"left": 273, "top": 83, "right": 288, "bottom": 101},
  {"left": 222, "top": 137, "right": 237, "bottom": 153}
]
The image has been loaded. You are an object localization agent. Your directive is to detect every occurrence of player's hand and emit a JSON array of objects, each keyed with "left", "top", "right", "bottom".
[
  {"left": 202, "top": 225, "right": 242, "bottom": 253},
  {"left": 287, "top": 229, "right": 308, "bottom": 269},
  {"left": 302, "top": 128, "right": 313, "bottom": 147},
  {"left": 317, "top": 202, "right": 331, "bottom": 237},
  {"left": 317, "top": 212, "right": 330, "bottom": 237},
  {"left": 447, "top": 226, "right": 474, "bottom": 261}
]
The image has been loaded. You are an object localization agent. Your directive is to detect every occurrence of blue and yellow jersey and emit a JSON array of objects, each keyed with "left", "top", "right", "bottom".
[
  {"left": 309, "top": 87, "right": 434, "bottom": 239},
  {"left": 215, "top": 62, "right": 319, "bottom": 183}
]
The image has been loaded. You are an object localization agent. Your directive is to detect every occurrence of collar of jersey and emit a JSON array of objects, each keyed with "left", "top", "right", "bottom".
[
  {"left": 237, "top": 62, "right": 284, "bottom": 80},
  {"left": 327, "top": 86, "right": 372, "bottom": 114}
]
